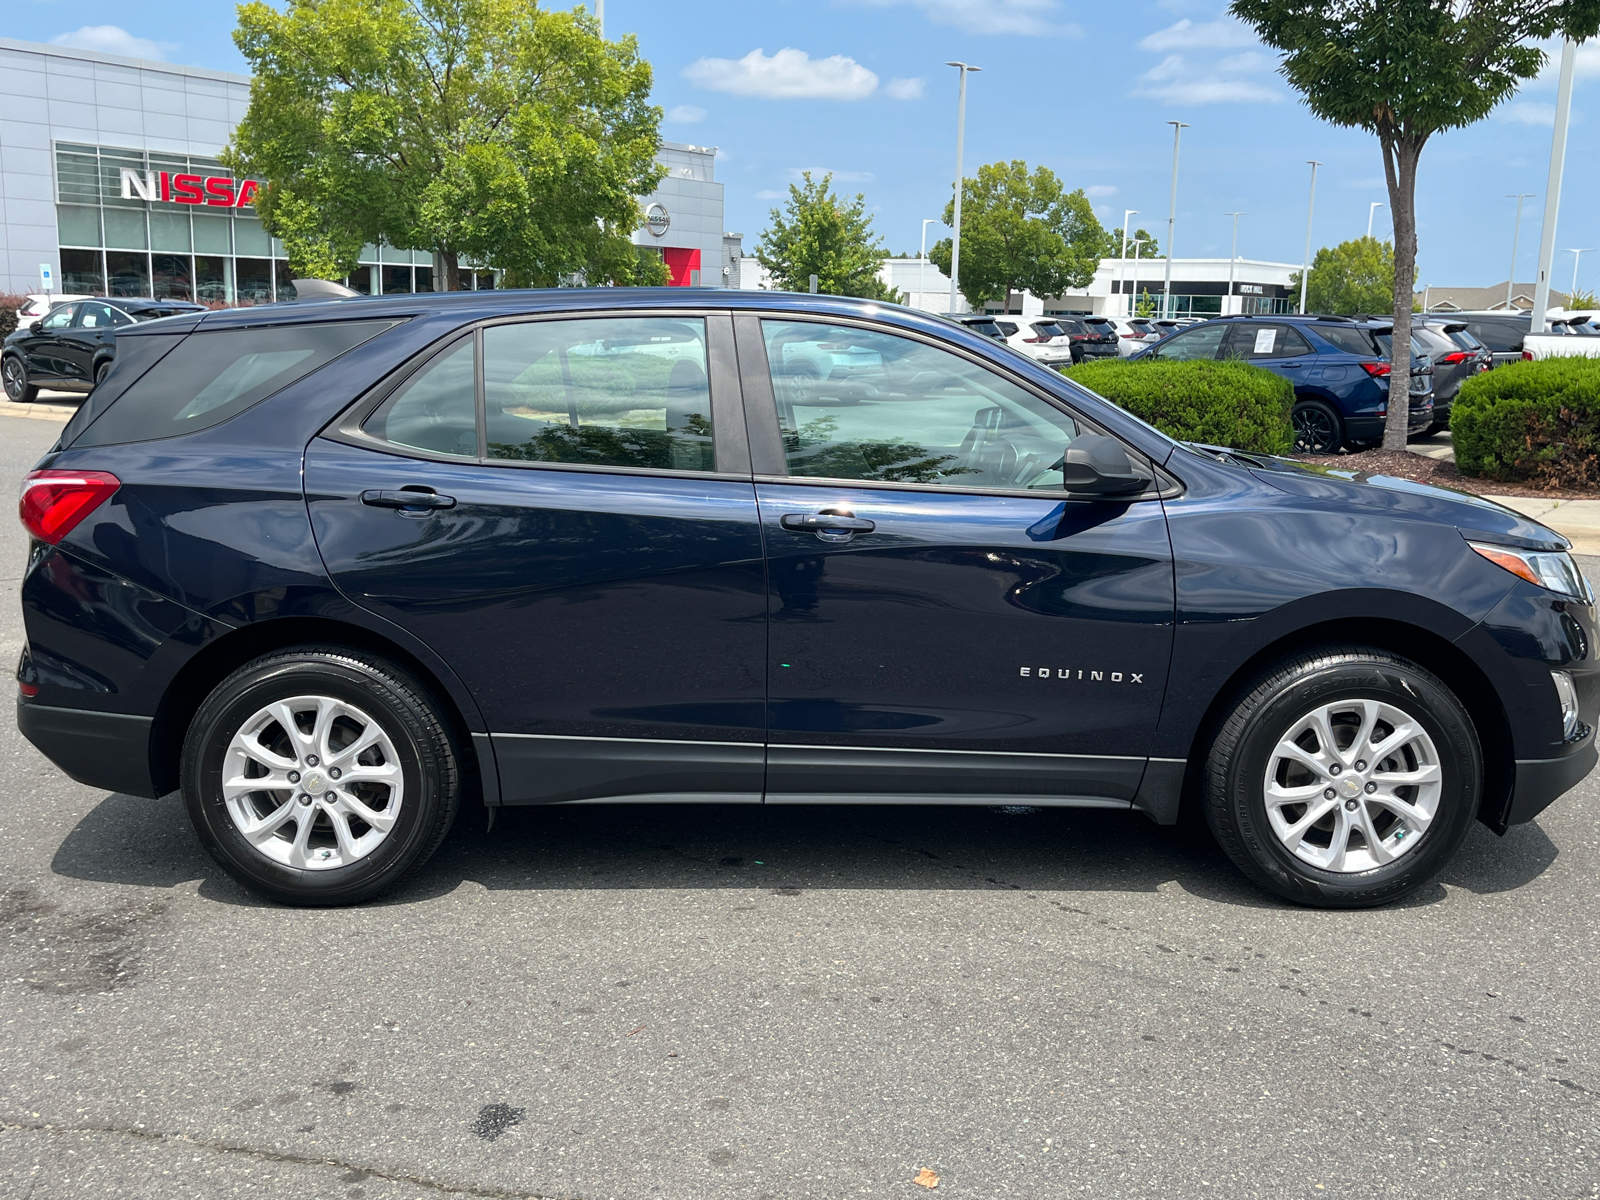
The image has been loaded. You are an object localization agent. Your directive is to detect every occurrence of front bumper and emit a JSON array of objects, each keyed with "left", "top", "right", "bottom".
[
  {"left": 18, "top": 700, "right": 158, "bottom": 797},
  {"left": 1506, "top": 740, "right": 1598, "bottom": 825}
]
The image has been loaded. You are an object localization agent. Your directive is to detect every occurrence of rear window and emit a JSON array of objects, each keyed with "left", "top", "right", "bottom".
[
  {"left": 1448, "top": 329, "right": 1484, "bottom": 350},
  {"left": 963, "top": 319, "right": 1003, "bottom": 339},
  {"left": 1313, "top": 325, "right": 1380, "bottom": 356},
  {"left": 1463, "top": 320, "right": 1526, "bottom": 353},
  {"left": 75, "top": 319, "right": 398, "bottom": 447},
  {"left": 1057, "top": 319, "right": 1087, "bottom": 335},
  {"left": 1033, "top": 321, "right": 1065, "bottom": 337}
]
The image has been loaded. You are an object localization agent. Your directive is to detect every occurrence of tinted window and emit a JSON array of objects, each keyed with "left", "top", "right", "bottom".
[
  {"left": 77, "top": 319, "right": 396, "bottom": 447},
  {"left": 1150, "top": 323, "right": 1227, "bottom": 361},
  {"left": 1313, "top": 325, "right": 1379, "bottom": 355},
  {"left": 1448, "top": 329, "right": 1484, "bottom": 350},
  {"left": 76, "top": 303, "right": 126, "bottom": 329},
  {"left": 996, "top": 321, "right": 1020, "bottom": 337},
  {"left": 1463, "top": 321, "right": 1526, "bottom": 353},
  {"left": 963, "top": 319, "right": 1003, "bottom": 339},
  {"left": 40, "top": 305, "right": 77, "bottom": 330},
  {"left": 483, "top": 317, "right": 715, "bottom": 472},
  {"left": 761, "top": 319, "right": 1081, "bottom": 491},
  {"left": 1230, "top": 324, "right": 1313, "bottom": 358},
  {"left": 1057, "top": 319, "right": 1088, "bottom": 335},
  {"left": 1033, "top": 322, "right": 1065, "bottom": 338},
  {"left": 364, "top": 338, "right": 476, "bottom": 458}
]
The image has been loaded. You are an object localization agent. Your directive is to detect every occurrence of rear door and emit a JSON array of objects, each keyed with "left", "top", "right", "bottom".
[
  {"left": 1223, "top": 321, "right": 1317, "bottom": 390},
  {"left": 65, "top": 302, "right": 128, "bottom": 384},
  {"left": 737, "top": 314, "right": 1175, "bottom": 807},
  {"left": 307, "top": 311, "right": 768, "bottom": 806}
]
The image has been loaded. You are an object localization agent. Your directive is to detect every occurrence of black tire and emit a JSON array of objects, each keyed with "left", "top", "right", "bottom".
[
  {"left": 2, "top": 354, "right": 38, "bottom": 403},
  {"left": 92, "top": 360, "right": 111, "bottom": 390},
  {"left": 180, "top": 647, "right": 462, "bottom": 906},
  {"left": 1291, "top": 400, "right": 1343, "bottom": 455},
  {"left": 1203, "top": 647, "right": 1481, "bottom": 909}
]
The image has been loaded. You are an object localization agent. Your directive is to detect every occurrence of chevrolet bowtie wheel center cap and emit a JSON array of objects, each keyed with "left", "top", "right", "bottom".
[
  {"left": 303, "top": 772, "right": 325, "bottom": 793},
  {"left": 1338, "top": 776, "right": 1365, "bottom": 799}
]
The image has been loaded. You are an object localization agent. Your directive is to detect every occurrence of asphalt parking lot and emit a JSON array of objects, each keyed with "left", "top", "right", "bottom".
[{"left": 1, "top": 409, "right": 1597, "bottom": 1199}]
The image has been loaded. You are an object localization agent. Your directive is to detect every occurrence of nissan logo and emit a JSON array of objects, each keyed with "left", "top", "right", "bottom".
[{"left": 645, "top": 203, "right": 671, "bottom": 237}]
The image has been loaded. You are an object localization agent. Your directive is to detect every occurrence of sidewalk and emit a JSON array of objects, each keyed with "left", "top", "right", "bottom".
[{"left": 0, "top": 391, "right": 79, "bottom": 423}]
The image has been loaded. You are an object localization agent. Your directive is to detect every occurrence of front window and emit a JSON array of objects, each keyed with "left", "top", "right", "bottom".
[
  {"left": 1148, "top": 323, "right": 1227, "bottom": 361},
  {"left": 761, "top": 319, "right": 1084, "bottom": 491},
  {"left": 40, "top": 305, "right": 78, "bottom": 330}
]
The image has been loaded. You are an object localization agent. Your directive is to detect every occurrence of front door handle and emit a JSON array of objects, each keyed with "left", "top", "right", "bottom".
[
  {"left": 360, "top": 488, "right": 457, "bottom": 511},
  {"left": 780, "top": 510, "right": 875, "bottom": 543}
]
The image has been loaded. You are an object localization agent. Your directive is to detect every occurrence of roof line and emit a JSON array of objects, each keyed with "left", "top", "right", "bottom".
[{"left": 0, "top": 36, "right": 251, "bottom": 87}]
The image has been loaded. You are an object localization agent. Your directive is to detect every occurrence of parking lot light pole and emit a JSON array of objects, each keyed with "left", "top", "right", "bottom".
[
  {"left": 1118, "top": 209, "right": 1137, "bottom": 317},
  {"left": 1505, "top": 193, "right": 1534, "bottom": 311},
  {"left": 1367, "top": 202, "right": 1383, "bottom": 239},
  {"left": 1225, "top": 212, "right": 1244, "bottom": 314},
  {"left": 1569, "top": 249, "right": 1594, "bottom": 300},
  {"left": 1299, "top": 161, "right": 1321, "bottom": 315},
  {"left": 1162, "top": 122, "right": 1187, "bottom": 320},
  {"left": 945, "top": 62, "right": 980, "bottom": 315},
  {"left": 920, "top": 218, "right": 939, "bottom": 310},
  {"left": 1531, "top": 40, "right": 1577, "bottom": 333},
  {"left": 1131, "top": 238, "right": 1146, "bottom": 315},
  {"left": 596, "top": 0, "right": 603, "bottom": 36}
]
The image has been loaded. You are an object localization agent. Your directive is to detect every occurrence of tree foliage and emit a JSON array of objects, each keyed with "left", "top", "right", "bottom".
[
  {"left": 929, "top": 161, "right": 1108, "bottom": 309},
  {"left": 1111, "top": 227, "right": 1160, "bottom": 260},
  {"left": 1231, "top": 0, "right": 1600, "bottom": 448},
  {"left": 223, "top": 0, "right": 668, "bottom": 288},
  {"left": 1290, "top": 236, "right": 1395, "bottom": 314},
  {"left": 755, "top": 173, "right": 898, "bottom": 300}
]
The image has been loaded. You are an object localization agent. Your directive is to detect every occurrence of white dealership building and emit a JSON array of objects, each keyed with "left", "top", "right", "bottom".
[{"left": 0, "top": 36, "right": 730, "bottom": 301}]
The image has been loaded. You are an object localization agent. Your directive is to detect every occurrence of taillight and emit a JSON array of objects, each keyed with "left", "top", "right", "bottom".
[
  {"left": 1023, "top": 335, "right": 1049, "bottom": 343},
  {"left": 1438, "top": 350, "right": 1469, "bottom": 364},
  {"left": 19, "top": 470, "right": 121, "bottom": 544},
  {"left": 1360, "top": 361, "right": 1392, "bottom": 377},
  {"left": 1523, "top": 351, "right": 1534, "bottom": 361}
]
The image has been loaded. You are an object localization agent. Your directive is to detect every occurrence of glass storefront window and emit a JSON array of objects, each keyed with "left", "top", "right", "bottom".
[
  {"left": 193, "top": 215, "right": 232, "bottom": 255},
  {"left": 107, "top": 251, "right": 151, "bottom": 297},
  {"left": 343, "top": 267, "right": 374, "bottom": 295},
  {"left": 234, "top": 218, "right": 271, "bottom": 256},
  {"left": 195, "top": 256, "right": 228, "bottom": 303},
  {"left": 60, "top": 248, "right": 106, "bottom": 294},
  {"left": 103, "top": 209, "right": 148, "bottom": 250},
  {"left": 152, "top": 253, "right": 194, "bottom": 300},
  {"left": 473, "top": 271, "right": 496, "bottom": 290},
  {"left": 275, "top": 260, "right": 297, "bottom": 301},
  {"left": 382, "top": 265, "right": 413, "bottom": 294},
  {"left": 236, "top": 258, "right": 272, "bottom": 305},
  {"left": 57, "top": 205, "right": 101, "bottom": 247},
  {"left": 150, "top": 210, "right": 192, "bottom": 253},
  {"left": 415, "top": 265, "right": 435, "bottom": 293}
]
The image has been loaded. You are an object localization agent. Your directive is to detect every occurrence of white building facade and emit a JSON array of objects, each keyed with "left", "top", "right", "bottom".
[{"left": 0, "top": 37, "right": 728, "bottom": 300}]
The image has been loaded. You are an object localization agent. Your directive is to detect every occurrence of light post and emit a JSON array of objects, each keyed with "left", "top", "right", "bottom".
[
  {"left": 1367, "top": 202, "right": 1383, "bottom": 239},
  {"left": 1299, "top": 160, "right": 1322, "bottom": 315},
  {"left": 1505, "top": 193, "right": 1535, "bottom": 311},
  {"left": 1530, "top": 40, "right": 1577, "bottom": 332},
  {"left": 1117, "top": 208, "right": 1138, "bottom": 318},
  {"left": 596, "top": 0, "right": 603, "bottom": 36},
  {"left": 1131, "top": 237, "right": 1146, "bottom": 317},
  {"left": 945, "top": 61, "right": 981, "bottom": 314},
  {"left": 920, "top": 218, "right": 939, "bottom": 310},
  {"left": 1225, "top": 212, "right": 1245, "bottom": 314},
  {"left": 1162, "top": 121, "right": 1187, "bottom": 320},
  {"left": 1567, "top": 248, "right": 1594, "bottom": 302}
]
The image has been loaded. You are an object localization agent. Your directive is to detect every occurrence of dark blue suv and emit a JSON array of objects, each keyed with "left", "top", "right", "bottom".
[
  {"left": 16, "top": 290, "right": 1596, "bottom": 909},
  {"left": 1133, "top": 314, "right": 1435, "bottom": 454}
]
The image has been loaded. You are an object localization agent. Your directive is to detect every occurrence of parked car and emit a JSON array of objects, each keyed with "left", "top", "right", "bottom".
[
  {"left": 987, "top": 316, "right": 1076, "bottom": 366},
  {"left": 10, "top": 293, "right": 93, "bottom": 329},
  {"left": 1050, "top": 315, "right": 1120, "bottom": 363},
  {"left": 1412, "top": 318, "right": 1485, "bottom": 432},
  {"left": 1104, "top": 316, "right": 1163, "bottom": 356},
  {"left": 954, "top": 315, "right": 1007, "bottom": 341},
  {"left": 2, "top": 297, "right": 206, "bottom": 401},
  {"left": 1439, "top": 312, "right": 1532, "bottom": 368},
  {"left": 1521, "top": 316, "right": 1600, "bottom": 361},
  {"left": 1131, "top": 314, "right": 1434, "bottom": 454},
  {"left": 18, "top": 289, "right": 1595, "bottom": 910}
]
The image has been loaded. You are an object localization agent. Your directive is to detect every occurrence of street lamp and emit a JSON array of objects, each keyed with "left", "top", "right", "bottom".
[
  {"left": 1531, "top": 40, "right": 1577, "bottom": 331},
  {"left": 945, "top": 62, "right": 981, "bottom": 314},
  {"left": 596, "top": 0, "right": 603, "bottom": 36},
  {"left": 920, "top": 218, "right": 939, "bottom": 310},
  {"left": 1130, "top": 237, "right": 1146, "bottom": 317},
  {"left": 1367, "top": 202, "right": 1384, "bottom": 239},
  {"left": 1506, "top": 193, "right": 1535, "bottom": 311},
  {"left": 1299, "top": 160, "right": 1322, "bottom": 315},
  {"left": 1567, "top": 248, "right": 1594, "bottom": 302},
  {"left": 1225, "top": 212, "right": 1245, "bottom": 314},
  {"left": 1117, "top": 209, "right": 1138, "bottom": 318},
  {"left": 1162, "top": 121, "right": 1187, "bottom": 320}
]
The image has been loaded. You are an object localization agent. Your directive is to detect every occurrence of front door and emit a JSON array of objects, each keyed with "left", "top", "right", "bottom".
[
  {"left": 24, "top": 303, "right": 79, "bottom": 381},
  {"left": 307, "top": 312, "right": 767, "bottom": 805},
  {"left": 737, "top": 315, "right": 1175, "bottom": 806}
]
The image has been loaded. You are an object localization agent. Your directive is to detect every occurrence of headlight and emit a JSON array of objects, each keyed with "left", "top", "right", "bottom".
[
  {"left": 1469, "top": 542, "right": 1594, "bottom": 604},
  {"left": 1552, "top": 670, "right": 1581, "bottom": 740}
]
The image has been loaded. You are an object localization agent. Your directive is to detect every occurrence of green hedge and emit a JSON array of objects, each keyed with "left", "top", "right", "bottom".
[
  {"left": 1453, "top": 357, "right": 1600, "bottom": 489},
  {"left": 1062, "top": 358, "right": 1293, "bottom": 455}
]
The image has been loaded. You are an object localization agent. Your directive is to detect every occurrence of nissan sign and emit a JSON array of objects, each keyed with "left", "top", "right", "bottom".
[
  {"left": 645, "top": 203, "right": 670, "bottom": 237},
  {"left": 120, "top": 168, "right": 263, "bottom": 209}
]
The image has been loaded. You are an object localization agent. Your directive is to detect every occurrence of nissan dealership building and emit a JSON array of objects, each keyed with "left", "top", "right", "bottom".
[{"left": 0, "top": 36, "right": 729, "bottom": 301}]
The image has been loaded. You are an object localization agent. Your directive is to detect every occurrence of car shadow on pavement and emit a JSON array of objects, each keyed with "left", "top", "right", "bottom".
[{"left": 49, "top": 792, "right": 1560, "bottom": 910}]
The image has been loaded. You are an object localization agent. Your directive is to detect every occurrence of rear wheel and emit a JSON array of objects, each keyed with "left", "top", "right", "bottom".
[
  {"left": 1291, "top": 400, "right": 1343, "bottom": 454},
  {"left": 1203, "top": 647, "right": 1481, "bottom": 908},
  {"left": 180, "top": 647, "right": 462, "bottom": 906},
  {"left": 2, "top": 355, "right": 38, "bottom": 403},
  {"left": 92, "top": 360, "right": 111, "bottom": 390}
]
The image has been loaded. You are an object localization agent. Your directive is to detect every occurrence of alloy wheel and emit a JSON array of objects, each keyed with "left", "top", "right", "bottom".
[
  {"left": 1292, "top": 406, "right": 1339, "bottom": 454},
  {"left": 2, "top": 357, "right": 25, "bottom": 401},
  {"left": 221, "top": 694, "right": 404, "bottom": 870},
  {"left": 1263, "top": 698, "right": 1442, "bottom": 873}
]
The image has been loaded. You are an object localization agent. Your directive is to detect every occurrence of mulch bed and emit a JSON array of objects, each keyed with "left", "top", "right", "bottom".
[{"left": 1290, "top": 448, "right": 1600, "bottom": 501}]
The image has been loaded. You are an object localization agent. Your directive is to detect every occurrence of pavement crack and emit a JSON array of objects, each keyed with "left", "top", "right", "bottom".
[{"left": 0, "top": 1114, "right": 558, "bottom": 1199}]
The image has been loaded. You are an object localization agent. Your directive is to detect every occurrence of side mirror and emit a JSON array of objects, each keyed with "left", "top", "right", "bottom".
[
  {"left": 29, "top": 320, "right": 43, "bottom": 333},
  {"left": 1059, "top": 434, "right": 1149, "bottom": 497}
]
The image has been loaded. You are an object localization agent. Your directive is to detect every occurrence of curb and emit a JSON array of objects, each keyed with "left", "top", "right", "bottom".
[{"left": 0, "top": 401, "right": 74, "bottom": 423}]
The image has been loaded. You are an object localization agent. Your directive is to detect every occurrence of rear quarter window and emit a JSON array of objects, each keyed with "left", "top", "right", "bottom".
[
  {"left": 73, "top": 319, "right": 400, "bottom": 447},
  {"left": 1313, "top": 325, "right": 1379, "bottom": 356}
]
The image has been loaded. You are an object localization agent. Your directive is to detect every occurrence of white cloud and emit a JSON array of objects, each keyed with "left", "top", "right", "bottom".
[
  {"left": 1085, "top": 184, "right": 1118, "bottom": 197},
  {"left": 1141, "top": 77, "right": 1281, "bottom": 103},
  {"left": 788, "top": 167, "right": 876, "bottom": 183},
  {"left": 885, "top": 77, "right": 926, "bottom": 100},
  {"left": 684, "top": 48, "right": 878, "bottom": 100},
  {"left": 1531, "top": 40, "right": 1600, "bottom": 85},
  {"left": 1139, "top": 18, "right": 1256, "bottom": 52},
  {"left": 665, "top": 104, "right": 707, "bottom": 124},
  {"left": 49, "top": 25, "right": 175, "bottom": 61},
  {"left": 1501, "top": 102, "right": 1556, "bottom": 126},
  {"left": 857, "top": 0, "right": 1079, "bottom": 37}
]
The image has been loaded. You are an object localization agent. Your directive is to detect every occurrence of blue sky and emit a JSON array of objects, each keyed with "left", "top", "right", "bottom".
[{"left": 14, "top": 0, "right": 1598, "bottom": 293}]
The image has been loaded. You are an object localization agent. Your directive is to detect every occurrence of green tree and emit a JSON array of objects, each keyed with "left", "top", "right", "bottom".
[
  {"left": 1231, "top": 0, "right": 1600, "bottom": 449},
  {"left": 223, "top": 0, "right": 667, "bottom": 289},
  {"left": 929, "top": 161, "right": 1107, "bottom": 309},
  {"left": 1111, "top": 227, "right": 1160, "bottom": 260},
  {"left": 1290, "top": 236, "right": 1395, "bottom": 314},
  {"left": 755, "top": 173, "right": 898, "bottom": 300}
]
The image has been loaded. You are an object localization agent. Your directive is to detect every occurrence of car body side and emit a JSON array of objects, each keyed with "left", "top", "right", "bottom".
[{"left": 15, "top": 290, "right": 1597, "bottom": 837}]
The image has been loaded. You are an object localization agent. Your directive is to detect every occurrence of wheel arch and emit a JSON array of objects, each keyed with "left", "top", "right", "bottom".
[
  {"left": 1176, "top": 616, "right": 1512, "bottom": 830},
  {"left": 149, "top": 616, "right": 488, "bottom": 803}
]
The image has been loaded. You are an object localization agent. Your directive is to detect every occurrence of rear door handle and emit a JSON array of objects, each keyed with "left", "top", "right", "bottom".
[
  {"left": 780, "top": 511, "right": 875, "bottom": 543},
  {"left": 360, "top": 488, "right": 457, "bottom": 511}
]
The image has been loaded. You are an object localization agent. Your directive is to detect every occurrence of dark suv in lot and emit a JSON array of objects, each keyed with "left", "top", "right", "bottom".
[
  {"left": 17, "top": 290, "right": 1595, "bottom": 910},
  {"left": 2, "top": 297, "right": 206, "bottom": 401},
  {"left": 1131, "top": 314, "right": 1434, "bottom": 453}
]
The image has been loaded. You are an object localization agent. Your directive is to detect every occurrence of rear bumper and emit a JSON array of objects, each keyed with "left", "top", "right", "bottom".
[
  {"left": 1344, "top": 402, "right": 1434, "bottom": 441},
  {"left": 18, "top": 701, "right": 158, "bottom": 797}
]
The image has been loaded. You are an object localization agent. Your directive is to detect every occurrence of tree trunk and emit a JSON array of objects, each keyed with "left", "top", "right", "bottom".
[
  {"left": 1382, "top": 138, "right": 1421, "bottom": 452},
  {"left": 439, "top": 249, "right": 462, "bottom": 292}
]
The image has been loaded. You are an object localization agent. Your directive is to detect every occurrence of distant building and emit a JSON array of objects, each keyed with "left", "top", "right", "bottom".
[
  {"left": 1417, "top": 283, "right": 1571, "bottom": 313},
  {"left": 629, "top": 141, "right": 727, "bottom": 287}
]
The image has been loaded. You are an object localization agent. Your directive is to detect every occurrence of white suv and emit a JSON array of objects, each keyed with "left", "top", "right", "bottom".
[
  {"left": 12, "top": 293, "right": 92, "bottom": 328},
  {"left": 1104, "top": 317, "right": 1162, "bottom": 357},
  {"left": 989, "top": 316, "right": 1075, "bottom": 366}
]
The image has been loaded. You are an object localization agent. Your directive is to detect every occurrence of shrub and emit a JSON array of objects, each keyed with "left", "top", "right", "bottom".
[
  {"left": 1452, "top": 357, "right": 1600, "bottom": 489},
  {"left": 0, "top": 292, "right": 28, "bottom": 340},
  {"left": 1062, "top": 358, "right": 1294, "bottom": 455}
]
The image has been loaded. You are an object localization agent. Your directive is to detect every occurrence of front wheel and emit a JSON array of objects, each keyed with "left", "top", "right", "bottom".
[
  {"left": 180, "top": 647, "right": 462, "bottom": 906},
  {"left": 1291, "top": 400, "right": 1343, "bottom": 455},
  {"left": 2, "top": 355, "right": 38, "bottom": 403},
  {"left": 1203, "top": 648, "right": 1481, "bottom": 908}
]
